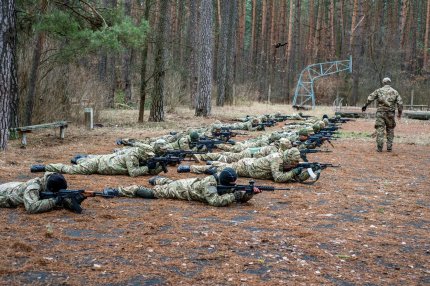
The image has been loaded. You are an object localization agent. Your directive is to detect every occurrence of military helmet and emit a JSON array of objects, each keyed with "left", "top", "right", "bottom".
[
  {"left": 46, "top": 173, "right": 68, "bottom": 192},
  {"left": 278, "top": 138, "right": 292, "bottom": 151},
  {"left": 312, "top": 123, "right": 321, "bottom": 133},
  {"left": 283, "top": 148, "right": 301, "bottom": 164},
  {"left": 153, "top": 139, "right": 168, "bottom": 154},
  {"left": 219, "top": 167, "right": 237, "bottom": 185},
  {"left": 270, "top": 132, "right": 282, "bottom": 143},
  {"left": 298, "top": 129, "right": 308, "bottom": 136},
  {"left": 323, "top": 118, "right": 329, "bottom": 126},
  {"left": 189, "top": 131, "right": 199, "bottom": 142},
  {"left": 251, "top": 118, "right": 259, "bottom": 124},
  {"left": 382, "top": 77, "right": 391, "bottom": 84},
  {"left": 322, "top": 114, "right": 329, "bottom": 119}
]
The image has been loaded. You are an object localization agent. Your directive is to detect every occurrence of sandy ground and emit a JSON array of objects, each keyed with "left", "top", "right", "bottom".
[{"left": 0, "top": 106, "right": 429, "bottom": 285}]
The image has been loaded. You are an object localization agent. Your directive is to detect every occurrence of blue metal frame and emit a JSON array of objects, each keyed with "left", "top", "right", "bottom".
[{"left": 292, "top": 56, "right": 352, "bottom": 109}]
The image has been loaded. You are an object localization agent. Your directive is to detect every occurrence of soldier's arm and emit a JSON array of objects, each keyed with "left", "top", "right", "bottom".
[
  {"left": 23, "top": 183, "right": 57, "bottom": 214},
  {"left": 397, "top": 92, "right": 403, "bottom": 118},
  {"left": 125, "top": 157, "right": 151, "bottom": 177},
  {"left": 203, "top": 186, "right": 236, "bottom": 207},
  {"left": 364, "top": 89, "right": 379, "bottom": 107},
  {"left": 270, "top": 161, "right": 296, "bottom": 183}
]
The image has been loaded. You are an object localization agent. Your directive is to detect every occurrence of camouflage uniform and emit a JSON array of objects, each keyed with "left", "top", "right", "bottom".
[
  {"left": 365, "top": 84, "right": 403, "bottom": 151},
  {"left": 120, "top": 133, "right": 184, "bottom": 148},
  {"left": 0, "top": 173, "right": 57, "bottom": 214},
  {"left": 212, "top": 119, "right": 260, "bottom": 132},
  {"left": 190, "top": 152, "right": 310, "bottom": 183},
  {"left": 45, "top": 146, "right": 163, "bottom": 177},
  {"left": 216, "top": 135, "right": 270, "bottom": 152},
  {"left": 117, "top": 175, "right": 237, "bottom": 207},
  {"left": 195, "top": 145, "right": 278, "bottom": 163}
]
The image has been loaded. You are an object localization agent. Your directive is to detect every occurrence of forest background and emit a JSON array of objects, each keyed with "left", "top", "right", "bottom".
[{"left": 1, "top": 0, "right": 430, "bottom": 149}]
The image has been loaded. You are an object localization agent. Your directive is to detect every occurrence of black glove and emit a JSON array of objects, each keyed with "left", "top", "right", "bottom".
[
  {"left": 54, "top": 196, "right": 64, "bottom": 206},
  {"left": 147, "top": 160, "right": 157, "bottom": 170},
  {"left": 148, "top": 176, "right": 164, "bottom": 186},
  {"left": 292, "top": 167, "right": 303, "bottom": 176},
  {"left": 312, "top": 164, "right": 322, "bottom": 172},
  {"left": 234, "top": 191, "right": 253, "bottom": 203},
  {"left": 361, "top": 105, "right": 367, "bottom": 112}
]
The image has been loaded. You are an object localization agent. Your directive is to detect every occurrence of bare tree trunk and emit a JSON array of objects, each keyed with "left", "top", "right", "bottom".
[
  {"left": 424, "top": 0, "right": 430, "bottom": 70},
  {"left": 330, "top": 0, "right": 336, "bottom": 57},
  {"left": 138, "top": 0, "right": 152, "bottom": 123},
  {"left": 122, "top": 0, "right": 133, "bottom": 104},
  {"left": 250, "top": 0, "right": 257, "bottom": 66},
  {"left": 188, "top": 0, "right": 199, "bottom": 108},
  {"left": 350, "top": 0, "right": 363, "bottom": 106},
  {"left": 216, "top": 0, "right": 229, "bottom": 106},
  {"left": 149, "top": 0, "right": 171, "bottom": 122},
  {"left": 225, "top": 0, "right": 237, "bottom": 105},
  {"left": 24, "top": 0, "right": 47, "bottom": 125},
  {"left": 0, "top": 0, "right": 17, "bottom": 150},
  {"left": 195, "top": 0, "right": 213, "bottom": 116}
]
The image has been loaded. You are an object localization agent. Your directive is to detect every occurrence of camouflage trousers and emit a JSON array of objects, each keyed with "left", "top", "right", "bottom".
[
  {"left": 195, "top": 149, "right": 252, "bottom": 163},
  {"left": 46, "top": 158, "right": 101, "bottom": 175},
  {"left": 118, "top": 177, "right": 174, "bottom": 198},
  {"left": 375, "top": 111, "right": 396, "bottom": 150}
]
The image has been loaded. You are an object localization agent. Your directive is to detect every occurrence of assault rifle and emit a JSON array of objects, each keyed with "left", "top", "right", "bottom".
[
  {"left": 307, "top": 136, "right": 335, "bottom": 148},
  {"left": 211, "top": 129, "right": 248, "bottom": 141},
  {"left": 164, "top": 150, "right": 206, "bottom": 159},
  {"left": 328, "top": 117, "right": 355, "bottom": 124},
  {"left": 283, "top": 162, "right": 340, "bottom": 172},
  {"left": 40, "top": 189, "right": 117, "bottom": 213},
  {"left": 300, "top": 149, "right": 332, "bottom": 162},
  {"left": 143, "top": 155, "right": 186, "bottom": 173},
  {"left": 190, "top": 139, "right": 235, "bottom": 152},
  {"left": 217, "top": 180, "right": 290, "bottom": 195}
]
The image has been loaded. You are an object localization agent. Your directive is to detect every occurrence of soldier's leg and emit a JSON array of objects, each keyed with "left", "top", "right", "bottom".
[
  {"left": 194, "top": 152, "right": 224, "bottom": 162},
  {"left": 45, "top": 157, "right": 100, "bottom": 174},
  {"left": 117, "top": 185, "right": 155, "bottom": 198},
  {"left": 374, "top": 114, "right": 385, "bottom": 152},
  {"left": 224, "top": 150, "right": 249, "bottom": 163},
  {"left": 385, "top": 112, "right": 396, "bottom": 151},
  {"left": 153, "top": 177, "right": 174, "bottom": 185},
  {"left": 190, "top": 162, "right": 231, "bottom": 174}
]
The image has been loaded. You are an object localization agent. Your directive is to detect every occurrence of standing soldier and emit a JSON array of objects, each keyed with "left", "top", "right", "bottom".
[{"left": 362, "top": 77, "right": 403, "bottom": 152}]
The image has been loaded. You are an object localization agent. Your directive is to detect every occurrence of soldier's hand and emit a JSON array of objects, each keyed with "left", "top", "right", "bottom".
[
  {"left": 253, "top": 187, "right": 262, "bottom": 194},
  {"left": 292, "top": 167, "right": 303, "bottom": 176},
  {"left": 54, "top": 196, "right": 64, "bottom": 206},
  {"left": 361, "top": 106, "right": 367, "bottom": 112},
  {"left": 147, "top": 161, "right": 157, "bottom": 170}
]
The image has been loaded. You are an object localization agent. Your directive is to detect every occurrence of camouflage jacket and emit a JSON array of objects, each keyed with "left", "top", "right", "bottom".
[
  {"left": 153, "top": 175, "right": 236, "bottom": 207},
  {"left": 0, "top": 173, "right": 56, "bottom": 213},
  {"left": 366, "top": 85, "right": 403, "bottom": 112}
]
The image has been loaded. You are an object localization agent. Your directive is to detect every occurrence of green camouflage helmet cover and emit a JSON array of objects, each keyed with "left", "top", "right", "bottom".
[{"left": 283, "top": 147, "right": 301, "bottom": 164}]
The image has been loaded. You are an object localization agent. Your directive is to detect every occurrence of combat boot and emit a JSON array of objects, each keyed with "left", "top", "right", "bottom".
[
  {"left": 136, "top": 187, "right": 156, "bottom": 199},
  {"left": 177, "top": 165, "right": 191, "bottom": 173},
  {"left": 30, "top": 164, "right": 46, "bottom": 172}
]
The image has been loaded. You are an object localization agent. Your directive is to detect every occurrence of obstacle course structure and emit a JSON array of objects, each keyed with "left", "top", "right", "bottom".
[{"left": 293, "top": 56, "right": 352, "bottom": 109}]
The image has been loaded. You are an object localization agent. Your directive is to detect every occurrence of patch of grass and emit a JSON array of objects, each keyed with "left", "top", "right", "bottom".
[{"left": 339, "top": 131, "right": 373, "bottom": 139}]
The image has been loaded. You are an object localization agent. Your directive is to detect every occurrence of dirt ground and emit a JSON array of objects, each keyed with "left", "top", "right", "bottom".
[{"left": 0, "top": 107, "right": 429, "bottom": 285}]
